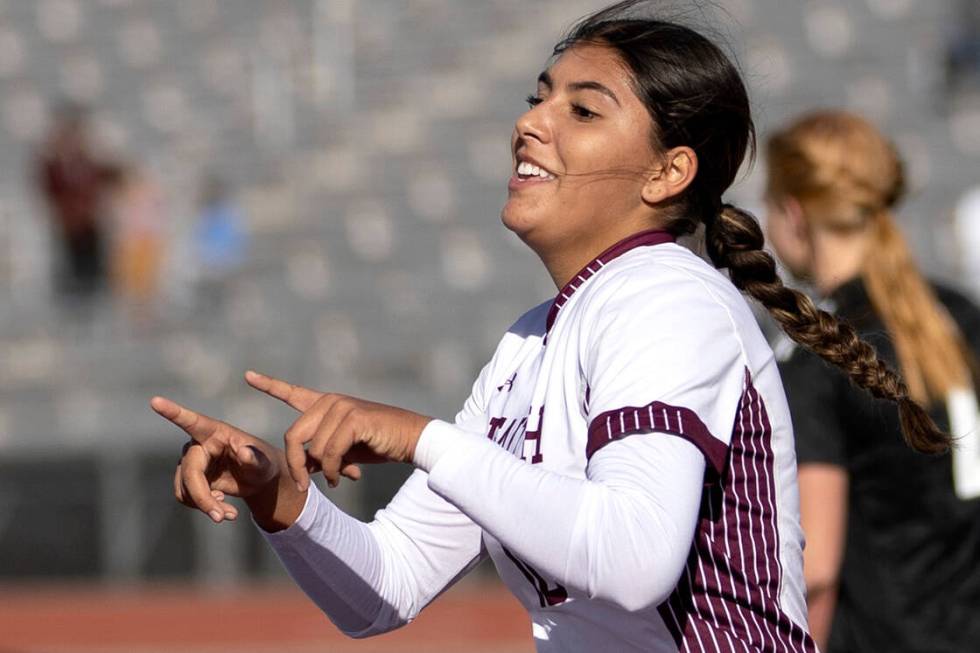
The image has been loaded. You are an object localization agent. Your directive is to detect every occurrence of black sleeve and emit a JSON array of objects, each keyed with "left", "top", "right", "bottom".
[{"left": 778, "top": 347, "right": 847, "bottom": 467}]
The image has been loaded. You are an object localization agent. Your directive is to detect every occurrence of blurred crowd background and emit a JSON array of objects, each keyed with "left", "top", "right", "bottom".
[{"left": 0, "top": 0, "right": 979, "bottom": 650}]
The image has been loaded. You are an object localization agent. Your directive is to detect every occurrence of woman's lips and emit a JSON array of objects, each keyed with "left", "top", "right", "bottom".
[{"left": 508, "top": 172, "right": 557, "bottom": 191}]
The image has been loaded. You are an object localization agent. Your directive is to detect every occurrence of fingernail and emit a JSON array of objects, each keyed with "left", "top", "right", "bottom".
[
  {"left": 224, "top": 512, "right": 236, "bottom": 520},
  {"left": 209, "top": 510, "right": 222, "bottom": 522}
]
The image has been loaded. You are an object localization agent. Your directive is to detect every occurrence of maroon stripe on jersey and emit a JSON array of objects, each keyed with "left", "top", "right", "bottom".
[
  {"left": 586, "top": 401, "right": 728, "bottom": 476},
  {"left": 544, "top": 229, "right": 674, "bottom": 337},
  {"left": 656, "top": 369, "right": 817, "bottom": 651}
]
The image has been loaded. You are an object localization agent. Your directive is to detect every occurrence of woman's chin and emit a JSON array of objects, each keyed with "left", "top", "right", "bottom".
[{"left": 500, "top": 206, "right": 538, "bottom": 241}]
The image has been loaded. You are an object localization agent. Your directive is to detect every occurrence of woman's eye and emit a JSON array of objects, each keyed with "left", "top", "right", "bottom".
[
  {"left": 525, "top": 94, "right": 543, "bottom": 108},
  {"left": 572, "top": 104, "right": 597, "bottom": 119}
]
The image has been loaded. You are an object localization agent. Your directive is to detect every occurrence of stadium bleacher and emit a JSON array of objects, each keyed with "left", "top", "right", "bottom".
[{"left": 0, "top": 0, "right": 977, "bottom": 580}]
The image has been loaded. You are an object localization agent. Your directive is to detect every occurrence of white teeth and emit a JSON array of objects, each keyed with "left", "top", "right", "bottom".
[{"left": 516, "top": 160, "right": 555, "bottom": 179}]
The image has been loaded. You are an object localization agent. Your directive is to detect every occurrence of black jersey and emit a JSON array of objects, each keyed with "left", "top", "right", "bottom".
[{"left": 779, "top": 278, "right": 980, "bottom": 653}]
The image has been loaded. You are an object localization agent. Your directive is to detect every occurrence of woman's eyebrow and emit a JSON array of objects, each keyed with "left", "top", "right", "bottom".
[
  {"left": 535, "top": 71, "right": 620, "bottom": 106},
  {"left": 568, "top": 81, "right": 620, "bottom": 106}
]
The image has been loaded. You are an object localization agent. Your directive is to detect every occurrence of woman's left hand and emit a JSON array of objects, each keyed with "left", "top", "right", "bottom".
[{"left": 245, "top": 370, "right": 433, "bottom": 491}]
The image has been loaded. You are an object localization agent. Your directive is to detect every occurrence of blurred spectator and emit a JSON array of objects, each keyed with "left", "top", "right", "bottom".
[
  {"left": 765, "top": 110, "right": 980, "bottom": 652},
  {"left": 955, "top": 186, "right": 980, "bottom": 299},
  {"left": 946, "top": 0, "right": 980, "bottom": 96},
  {"left": 193, "top": 175, "right": 247, "bottom": 306},
  {"left": 34, "top": 102, "right": 118, "bottom": 299},
  {"left": 107, "top": 165, "right": 166, "bottom": 331}
]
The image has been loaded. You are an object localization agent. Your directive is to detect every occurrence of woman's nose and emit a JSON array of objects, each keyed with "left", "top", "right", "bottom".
[{"left": 515, "top": 103, "right": 550, "bottom": 145}]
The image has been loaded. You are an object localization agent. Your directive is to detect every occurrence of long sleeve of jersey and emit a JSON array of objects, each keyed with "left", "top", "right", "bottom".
[
  {"left": 263, "top": 423, "right": 705, "bottom": 634},
  {"left": 260, "top": 469, "right": 485, "bottom": 637},
  {"left": 416, "top": 421, "right": 706, "bottom": 612},
  {"left": 259, "top": 364, "right": 495, "bottom": 638}
]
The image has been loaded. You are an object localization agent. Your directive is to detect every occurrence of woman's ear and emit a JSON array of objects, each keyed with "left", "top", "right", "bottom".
[
  {"left": 641, "top": 146, "right": 698, "bottom": 205},
  {"left": 783, "top": 196, "right": 808, "bottom": 241},
  {"left": 766, "top": 195, "right": 813, "bottom": 280}
]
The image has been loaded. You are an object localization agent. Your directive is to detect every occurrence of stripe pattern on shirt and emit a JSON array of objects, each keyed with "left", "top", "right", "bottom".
[
  {"left": 654, "top": 369, "right": 817, "bottom": 651},
  {"left": 544, "top": 230, "right": 675, "bottom": 342},
  {"left": 586, "top": 402, "right": 728, "bottom": 477}
]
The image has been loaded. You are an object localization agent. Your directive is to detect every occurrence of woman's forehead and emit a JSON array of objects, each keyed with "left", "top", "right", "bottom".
[{"left": 542, "top": 44, "right": 636, "bottom": 95}]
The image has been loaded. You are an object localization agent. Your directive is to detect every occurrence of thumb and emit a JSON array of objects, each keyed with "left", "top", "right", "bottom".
[{"left": 229, "top": 438, "right": 268, "bottom": 471}]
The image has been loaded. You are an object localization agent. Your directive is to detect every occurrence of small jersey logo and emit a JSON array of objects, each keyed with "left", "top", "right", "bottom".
[{"left": 497, "top": 372, "right": 517, "bottom": 393}]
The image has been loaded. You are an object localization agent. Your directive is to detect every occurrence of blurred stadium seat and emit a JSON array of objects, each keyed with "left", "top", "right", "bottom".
[{"left": 0, "top": 0, "right": 977, "bottom": 590}]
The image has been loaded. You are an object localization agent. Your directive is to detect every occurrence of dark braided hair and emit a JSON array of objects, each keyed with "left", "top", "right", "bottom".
[{"left": 558, "top": 1, "right": 948, "bottom": 453}]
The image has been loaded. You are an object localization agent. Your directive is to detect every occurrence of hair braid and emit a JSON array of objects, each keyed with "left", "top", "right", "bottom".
[
  {"left": 560, "top": 4, "right": 949, "bottom": 455},
  {"left": 705, "top": 204, "right": 949, "bottom": 454}
]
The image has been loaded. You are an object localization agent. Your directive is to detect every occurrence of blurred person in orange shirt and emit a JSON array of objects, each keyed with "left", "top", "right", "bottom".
[{"left": 107, "top": 164, "right": 166, "bottom": 331}]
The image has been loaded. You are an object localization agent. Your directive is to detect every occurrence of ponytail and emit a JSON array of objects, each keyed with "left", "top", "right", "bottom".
[
  {"left": 862, "top": 210, "right": 973, "bottom": 405},
  {"left": 704, "top": 204, "right": 949, "bottom": 454}
]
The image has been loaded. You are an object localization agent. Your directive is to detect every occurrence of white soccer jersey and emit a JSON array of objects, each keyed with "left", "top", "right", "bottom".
[{"left": 263, "top": 230, "right": 816, "bottom": 652}]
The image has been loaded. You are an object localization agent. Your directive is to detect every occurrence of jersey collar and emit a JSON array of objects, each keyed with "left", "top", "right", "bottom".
[{"left": 545, "top": 229, "right": 676, "bottom": 335}]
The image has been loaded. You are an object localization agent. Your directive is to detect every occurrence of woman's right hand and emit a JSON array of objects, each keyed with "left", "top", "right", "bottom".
[{"left": 150, "top": 396, "right": 307, "bottom": 532}]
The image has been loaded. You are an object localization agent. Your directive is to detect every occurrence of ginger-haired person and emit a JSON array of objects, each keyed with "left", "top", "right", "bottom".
[{"left": 766, "top": 110, "right": 980, "bottom": 652}]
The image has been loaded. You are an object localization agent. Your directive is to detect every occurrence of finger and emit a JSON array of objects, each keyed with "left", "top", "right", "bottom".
[
  {"left": 284, "top": 428, "right": 313, "bottom": 493},
  {"left": 341, "top": 463, "right": 362, "bottom": 481},
  {"left": 174, "top": 464, "right": 186, "bottom": 504},
  {"left": 175, "top": 456, "right": 201, "bottom": 509},
  {"left": 151, "top": 396, "right": 226, "bottom": 445},
  {"left": 210, "top": 491, "right": 239, "bottom": 520},
  {"left": 181, "top": 445, "right": 226, "bottom": 522},
  {"left": 229, "top": 439, "right": 258, "bottom": 467},
  {"left": 245, "top": 371, "right": 322, "bottom": 413},
  {"left": 227, "top": 433, "right": 267, "bottom": 471},
  {"left": 306, "top": 403, "right": 356, "bottom": 488},
  {"left": 320, "top": 418, "right": 356, "bottom": 488},
  {"left": 305, "top": 452, "right": 322, "bottom": 474},
  {"left": 284, "top": 396, "right": 343, "bottom": 491}
]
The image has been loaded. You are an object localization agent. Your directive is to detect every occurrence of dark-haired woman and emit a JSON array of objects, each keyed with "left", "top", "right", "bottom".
[
  {"left": 766, "top": 110, "right": 980, "bottom": 653},
  {"left": 153, "top": 3, "right": 944, "bottom": 650}
]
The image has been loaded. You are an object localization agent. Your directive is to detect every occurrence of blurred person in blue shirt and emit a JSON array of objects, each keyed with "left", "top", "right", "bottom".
[{"left": 194, "top": 175, "right": 247, "bottom": 304}]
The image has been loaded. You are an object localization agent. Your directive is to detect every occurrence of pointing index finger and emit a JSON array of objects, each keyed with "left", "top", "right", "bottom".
[
  {"left": 150, "top": 396, "right": 225, "bottom": 444},
  {"left": 245, "top": 370, "right": 322, "bottom": 413}
]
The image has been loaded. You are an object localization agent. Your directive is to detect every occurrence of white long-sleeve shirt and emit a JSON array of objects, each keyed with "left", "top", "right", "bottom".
[{"left": 262, "top": 231, "right": 816, "bottom": 652}]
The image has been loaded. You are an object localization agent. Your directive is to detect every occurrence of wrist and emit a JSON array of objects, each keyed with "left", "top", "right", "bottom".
[{"left": 246, "top": 467, "right": 308, "bottom": 533}]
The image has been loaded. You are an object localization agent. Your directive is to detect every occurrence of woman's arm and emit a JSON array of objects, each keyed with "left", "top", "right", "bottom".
[
  {"left": 260, "top": 470, "right": 485, "bottom": 637},
  {"left": 797, "top": 463, "right": 848, "bottom": 651},
  {"left": 153, "top": 368, "right": 492, "bottom": 639},
  {"left": 415, "top": 420, "right": 705, "bottom": 612}
]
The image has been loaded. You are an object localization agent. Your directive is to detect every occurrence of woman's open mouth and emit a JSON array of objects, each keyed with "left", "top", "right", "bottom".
[{"left": 509, "top": 160, "right": 557, "bottom": 190}]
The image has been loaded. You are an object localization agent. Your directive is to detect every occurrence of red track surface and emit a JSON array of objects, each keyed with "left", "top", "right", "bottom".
[{"left": 0, "top": 581, "right": 534, "bottom": 653}]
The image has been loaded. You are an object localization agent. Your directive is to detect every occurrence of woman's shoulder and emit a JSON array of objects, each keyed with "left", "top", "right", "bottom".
[
  {"left": 506, "top": 299, "right": 550, "bottom": 338},
  {"left": 574, "top": 244, "right": 766, "bottom": 364},
  {"left": 587, "top": 242, "right": 724, "bottom": 292},
  {"left": 933, "top": 281, "right": 980, "bottom": 325},
  {"left": 932, "top": 280, "right": 980, "bottom": 355},
  {"left": 582, "top": 243, "right": 756, "bottom": 330}
]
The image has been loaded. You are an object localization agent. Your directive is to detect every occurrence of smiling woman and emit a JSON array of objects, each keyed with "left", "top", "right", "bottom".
[{"left": 151, "top": 2, "right": 946, "bottom": 651}]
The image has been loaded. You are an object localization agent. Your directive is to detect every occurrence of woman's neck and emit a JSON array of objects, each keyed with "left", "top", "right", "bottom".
[{"left": 810, "top": 231, "right": 869, "bottom": 296}]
